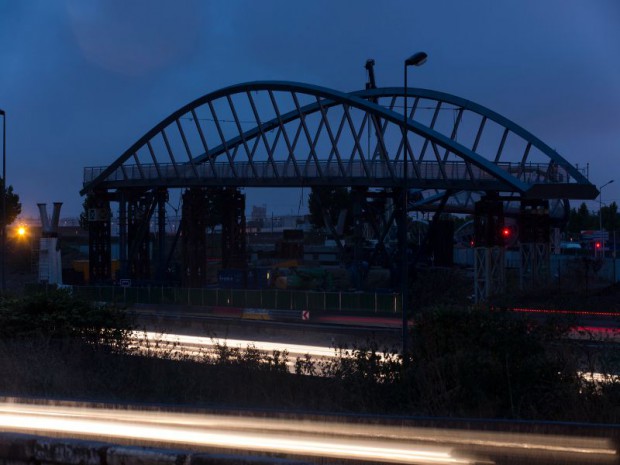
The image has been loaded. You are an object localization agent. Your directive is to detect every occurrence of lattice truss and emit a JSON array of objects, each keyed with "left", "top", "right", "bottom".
[
  {"left": 474, "top": 246, "right": 506, "bottom": 302},
  {"left": 519, "top": 243, "right": 551, "bottom": 290},
  {"left": 81, "top": 82, "right": 597, "bottom": 213}
]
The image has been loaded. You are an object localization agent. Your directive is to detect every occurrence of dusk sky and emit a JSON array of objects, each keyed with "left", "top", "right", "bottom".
[{"left": 0, "top": 0, "right": 619, "bottom": 219}]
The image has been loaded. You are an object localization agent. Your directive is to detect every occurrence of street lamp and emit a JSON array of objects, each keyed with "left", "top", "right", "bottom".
[
  {"left": 599, "top": 179, "right": 614, "bottom": 232},
  {"left": 0, "top": 109, "right": 5, "bottom": 292},
  {"left": 401, "top": 51, "right": 427, "bottom": 357}
]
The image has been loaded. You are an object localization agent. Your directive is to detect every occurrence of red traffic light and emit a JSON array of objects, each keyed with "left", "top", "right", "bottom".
[
  {"left": 501, "top": 227, "right": 511, "bottom": 237},
  {"left": 595, "top": 241, "right": 601, "bottom": 249}
]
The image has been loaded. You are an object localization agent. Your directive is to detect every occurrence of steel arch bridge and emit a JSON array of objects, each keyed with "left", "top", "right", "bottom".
[{"left": 81, "top": 81, "right": 598, "bottom": 285}]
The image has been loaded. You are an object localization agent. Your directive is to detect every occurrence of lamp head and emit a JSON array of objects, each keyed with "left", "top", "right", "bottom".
[{"left": 405, "top": 52, "right": 428, "bottom": 67}]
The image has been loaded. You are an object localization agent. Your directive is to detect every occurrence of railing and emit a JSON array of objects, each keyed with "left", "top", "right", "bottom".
[
  {"left": 84, "top": 160, "right": 568, "bottom": 186},
  {"left": 33, "top": 285, "right": 402, "bottom": 314}
]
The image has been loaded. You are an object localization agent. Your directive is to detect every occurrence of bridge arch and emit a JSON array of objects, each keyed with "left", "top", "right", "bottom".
[
  {"left": 81, "top": 81, "right": 597, "bottom": 285},
  {"left": 82, "top": 81, "right": 597, "bottom": 203}
]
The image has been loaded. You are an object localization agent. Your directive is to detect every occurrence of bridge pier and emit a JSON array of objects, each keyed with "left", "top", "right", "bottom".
[
  {"left": 87, "top": 193, "right": 112, "bottom": 284},
  {"left": 127, "top": 195, "right": 152, "bottom": 282},
  {"left": 473, "top": 196, "right": 506, "bottom": 302},
  {"left": 519, "top": 200, "right": 551, "bottom": 290},
  {"left": 118, "top": 191, "right": 127, "bottom": 280},
  {"left": 181, "top": 188, "right": 208, "bottom": 288},
  {"left": 156, "top": 188, "right": 168, "bottom": 282},
  {"left": 221, "top": 188, "right": 246, "bottom": 270},
  {"left": 116, "top": 190, "right": 160, "bottom": 284},
  {"left": 351, "top": 187, "right": 365, "bottom": 290}
]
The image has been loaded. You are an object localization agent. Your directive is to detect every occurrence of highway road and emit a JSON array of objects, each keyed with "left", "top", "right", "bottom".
[
  {"left": 128, "top": 305, "right": 620, "bottom": 381},
  {"left": 0, "top": 308, "right": 617, "bottom": 464},
  {"left": 0, "top": 399, "right": 617, "bottom": 465},
  {"left": 129, "top": 330, "right": 353, "bottom": 371}
]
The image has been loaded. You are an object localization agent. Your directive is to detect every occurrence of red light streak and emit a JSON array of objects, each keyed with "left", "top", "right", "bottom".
[{"left": 511, "top": 308, "right": 620, "bottom": 318}]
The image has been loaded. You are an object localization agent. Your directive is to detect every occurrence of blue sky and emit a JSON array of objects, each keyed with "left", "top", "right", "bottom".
[{"left": 0, "top": 0, "right": 619, "bottom": 218}]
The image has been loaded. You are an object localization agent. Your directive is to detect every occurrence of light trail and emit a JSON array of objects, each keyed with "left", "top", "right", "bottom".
[
  {"left": 133, "top": 331, "right": 339, "bottom": 358},
  {"left": 132, "top": 332, "right": 620, "bottom": 385},
  {"left": 0, "top": 401, "right": 467, "bottom": 464},
  {"left": 129, "top": 331, "right": 391, "bottom": 372},
  {"left": 0, "top": 400, "right": 617, "bottom": 464}
]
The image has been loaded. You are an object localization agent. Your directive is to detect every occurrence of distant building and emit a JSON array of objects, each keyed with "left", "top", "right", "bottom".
[{"left": 251, "top": 204, "right": 267, "bottom": 221}]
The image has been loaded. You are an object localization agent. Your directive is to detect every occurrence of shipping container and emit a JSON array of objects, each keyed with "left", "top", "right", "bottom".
[{"left": 218, "top": 269, "right": 246, "bottom": 289}]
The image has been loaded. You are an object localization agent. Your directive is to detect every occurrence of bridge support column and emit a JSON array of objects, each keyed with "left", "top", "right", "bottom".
[
  {"left": 519, "top": 200, "right": 550, "bottom": 290},
  {"left": 88, "top": 193, "right": 112, "bottom": 284},
  {"left": 221, "top": 188, "right": 246, "bottom": 270},
  {"left": 474, "top": 246, "right": 505, "bottom": 302},
  {"left": 181, "top": 188, "right": 208, "bottom": 288},
  {"left": 128, "top": 197, "right": 151, "bottom": 282},
  {"left": 473, "top": 196, "right": 506, "bottom": 302},
  {"left": 366, "top": 192, "right": 393, "bottom": 269},
  {"left": 519, "top": 243, "right": 550, "bottom": 290},
  {"left": 156, "top": 188, "right": 168, "bottom": 282},
  {"left": 118, "top": 192, "right": 127, "bottom": 279},
  {"left": 351, "top": 187, "right": 365, "bottom": 290}
]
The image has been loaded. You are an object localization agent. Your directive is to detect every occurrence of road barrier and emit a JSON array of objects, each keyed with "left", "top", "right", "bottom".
[{"left": 0, "top": 433, "right": 310, "bottom": 465}]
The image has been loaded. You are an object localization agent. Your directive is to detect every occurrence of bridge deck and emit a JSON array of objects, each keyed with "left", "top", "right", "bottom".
[{"left": 84, "top": 160, "right": 586, "bottom": 197}]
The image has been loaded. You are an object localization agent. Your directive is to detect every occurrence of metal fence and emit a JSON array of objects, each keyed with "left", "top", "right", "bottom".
[{"left": 52, "top": 285, "right": 402, "bottom": 314}]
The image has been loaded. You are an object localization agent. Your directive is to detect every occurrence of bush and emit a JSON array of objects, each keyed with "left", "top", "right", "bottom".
[
  {"left": 0, "top": 288, "right": 131, "bottom": 349},
  {"left": 407, "top": 307, "right": 590, "bottom": 420},
  {"left": 0, "top": 290, "right": 617, "bottom": 423}
]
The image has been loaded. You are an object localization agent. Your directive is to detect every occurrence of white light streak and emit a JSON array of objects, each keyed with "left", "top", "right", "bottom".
[
  {"left": 135, "top": 331, "right": 338, "bottom": 358},
  {"left": 0, "top": 400, "right": 616, "bottom": 464},
  {"left": 0, "top": 401, "right": 468, "bottom": 465}
]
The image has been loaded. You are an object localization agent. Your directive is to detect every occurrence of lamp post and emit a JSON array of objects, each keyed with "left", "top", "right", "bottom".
[
  {"left": 599, "top": 179, "right": 614, "bottom": 232},
  {"left": 0, "top": 109, "right": 5, "bottom": 292},
  {"left": 401, "top": 51, "right": 427, "bottom": 357}
]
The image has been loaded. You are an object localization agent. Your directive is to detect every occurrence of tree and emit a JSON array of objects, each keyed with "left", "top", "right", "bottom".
[
  {"left": 0, "top": 178, "right": 21, "bottom": 227},
  {"left": 602, "top": 201, "right": 619, "bottom": 232},
  {"left": 308, "top": 187, "right": 352, "bottom": 234},
  {"left": 79, "top": 193, "right": 112, "bottom": 231},
  {"left": 566, "top": 202, "right": 596, "bottom": 235},
  {"left": 79, "top": 194, "right": 92, "bottom": 230}
]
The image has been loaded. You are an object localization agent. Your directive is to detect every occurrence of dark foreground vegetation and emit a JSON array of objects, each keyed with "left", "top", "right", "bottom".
[{"left": 0, "top": 289, "right": 618, "bottom": 423}]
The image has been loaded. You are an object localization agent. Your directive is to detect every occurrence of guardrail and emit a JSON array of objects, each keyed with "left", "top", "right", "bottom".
[{"left": 0, "top": 433, "right": 310, "bottom": 465}]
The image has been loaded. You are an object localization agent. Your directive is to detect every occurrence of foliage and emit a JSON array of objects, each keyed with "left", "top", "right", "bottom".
[
  {"left": 409, "top": 268, "right": 472, "bottom": 309},
  {"left": 79, "top": 194, "right": 112, "bottom": 231},
  {"left": 601, "top": 201, "right": 619, "bottom": 231},
  {"left": 408, "top": 307, "right": 585, "bottom": 419},
  {"left": 308, "top": 187, "right": 352, "bottom": 234},
  {"left": 565, "top": 201, "right": 620, "bottom": 236},
  {"left": 0, "top": 288, "right": 131, "bottom": 348},
  {"left": 0, "top": 178, "right": 21, "bottom": 226},
  {"left": 566, "top": 202, "right": 597, "bottom": 236},
  {"left": 211, "top": 342, "right": 289, "bottom": 373},
  {"left": 0, "top": 291, "right": 618, "bottom": 423},
  {"left": 79, "top": 195, "right": 91, "bottom": 231},
  {"left": 311, "top": 341, "right": 405, "bottom": 412}
]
